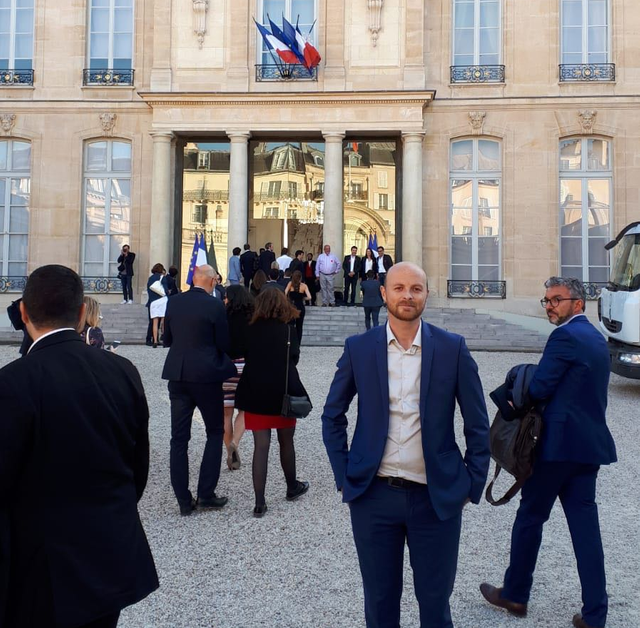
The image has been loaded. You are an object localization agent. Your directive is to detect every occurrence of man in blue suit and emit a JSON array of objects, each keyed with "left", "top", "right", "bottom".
[
  {"left": 322, "top": 262, "right": 490, "bottom": 628},
  {"left": 480, "top": 277, "right": 617, "bottom": 628}
]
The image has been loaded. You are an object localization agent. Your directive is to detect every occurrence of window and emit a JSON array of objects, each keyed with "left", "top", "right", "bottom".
[
  {"left": 264, "top": 206, "right": 279, "bottom": 218},
  {"left": 378, "top": 193, "right": 389, "bottom": 210},
  {"left": 192, "top": 204, "right": 207, "bottom": 224},
  {"left": 258, "top": 0, "right": 316, "bottom": 65},
  {"left": 378, "top": 170, "right": 388, "bottom": 188},
  {"left": 559, "top": 137, "right": 611, "bottom": 284},
  {"left": 82, "top": 140, "right": 132, "bottom": 277},
  {"left": 0, "top": 140, "right": 30, "bottom": 277},
  {"left": 0, "top": 0, "right": 34, "bottom": 79},
  {"left": 452, "top": 0, "right": 501, "bottom": 67},
  {"left": 288, "top": 181, "right": 298, "bottom": 199},
  {"left": 197, "top": 152, "right": 210, "bottom": 170},
  {"left": 450, "top": 138, "right": 501, "bottom": 281},
  {"left": 88, "top": 0, "right": 133, "bottom": 70},
  {"left": 561, "top": 0, "right": 609, "bottom": 65}
]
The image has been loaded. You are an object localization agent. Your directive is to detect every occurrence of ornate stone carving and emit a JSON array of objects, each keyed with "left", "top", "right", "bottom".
[
  {"left": 468, "top": 111, "right": 486, "bottom": 135},
  {"left": 193, "top": 0, "right": 209, "bottom": 49},
  {"left": 368, "top": 0, "right": 384, "bottom": 47},
  {"left": 578, "top": 110, "right": 597, "bottom": 134},
  {"left": 0, "top": 113, "right": 16, "bottom": 136},
  {"left": 99, "top": 113, "right": 117, "bottom": 136}
]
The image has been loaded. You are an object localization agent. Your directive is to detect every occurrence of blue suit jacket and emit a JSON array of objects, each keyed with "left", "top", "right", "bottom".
[
  {"left": 322, "top": 323, "right": 491, "bottom": 521},
  {"left": 529, "top": 315, "right": 617, "bottom": 465}
]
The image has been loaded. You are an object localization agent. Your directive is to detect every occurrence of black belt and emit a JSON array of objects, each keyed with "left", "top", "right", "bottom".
[{"left": 377, "top": 476, "right": 425, "bottom": 489}]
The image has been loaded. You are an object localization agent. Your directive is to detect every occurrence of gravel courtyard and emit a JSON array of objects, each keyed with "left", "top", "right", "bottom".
[{"left": 2, "top": 344, "right": 639, "bottom": 628}]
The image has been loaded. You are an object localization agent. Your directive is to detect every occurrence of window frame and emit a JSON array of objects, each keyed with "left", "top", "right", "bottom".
[
  {"left": 81, "top": 139, "right": 132, "bottom": 278},
  {"left": 0, "top": 0, "right": 35, "bottom": 71},
  {"left": 451, "top": 0, "right": 503, "bottom": 67},
  {"left": 86, "top": 0, "right": 135, "bottom": 71},
  {"left": 560, "top": 0, "right": 612, "bottom": 65},
  {"left": 558, "top": 136, "right": 613, "bottom": 284},
  {"left": 449, "top": 137, "right": 503, "bottom": 282}
]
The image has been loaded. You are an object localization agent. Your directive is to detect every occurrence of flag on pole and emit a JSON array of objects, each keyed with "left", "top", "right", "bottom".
[
  {"left": 186, "top": 233, "right": 199, "bottom": 286},
  {"left": 254, "top": 19, "right": 300, "bottom": 65},
  {"left": 207, "top": 236, "right": 218, "bottom": 275},
  {"left": 372, "top": 232, "right": 379, "bottom": 254},
  {"left": 196, "top": 233, "right": 208, "bottom": 268},
  {"left": 282, "top": 16, "right": 321, "bottom": 70}
]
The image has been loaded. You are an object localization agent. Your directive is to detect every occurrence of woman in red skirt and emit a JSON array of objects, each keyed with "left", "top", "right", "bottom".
[{"left": 235, "top": 289, "right": 310, "bottom": 517}]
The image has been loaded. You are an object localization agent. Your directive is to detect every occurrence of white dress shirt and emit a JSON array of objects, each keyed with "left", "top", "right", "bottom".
[
  {"left": 364, "top": 258, "right": 375, "bottom": 275},
  {"left": 276, "top": 255, "right": 293, "bottom": 271},
  {"left": 377, "top": 256, "right": 386, "bottom": 274},
  {"left": 349, "top": 255, "right": 356, "bottom": 273},
  {"left": 378, "top": 321, "right": 427, "bottom": 484},
  {"left": 27, "top": 328, "right": 76, "bottom": 354}
]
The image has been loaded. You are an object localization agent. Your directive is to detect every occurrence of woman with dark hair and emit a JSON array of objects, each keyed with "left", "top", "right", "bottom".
[
  {"left": 250, "top": 269, "right": 267, "bottom": 297},
  {"left": 361, "top": 247, "right": 377, "bottom": 281},
  {"left": 146, "top": 263, "right": 166, "bottom": 346},
  {"left": 215, "top": 273, "right": 226, "bottom": 300},
  {"left": 235, "top": 289, "right": 310, "bottom": 517},
  {"left": 222, "top": 284, "right": 254, "bottom": 470},
  {"left": 164, "top": 266, "right": 180, "bottom": 297},
  {"left": 285, "top": 270, "right": 311, "bottom": 344}
]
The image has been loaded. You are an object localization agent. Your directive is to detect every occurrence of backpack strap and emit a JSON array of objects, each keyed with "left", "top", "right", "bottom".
[{"left": 485, "top": 464, "right": 526, "bottom": 506}]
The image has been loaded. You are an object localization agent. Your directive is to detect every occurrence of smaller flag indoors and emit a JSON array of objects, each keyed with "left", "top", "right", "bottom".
[{"left": 186, "top": 233, "right": 199, "bottom": 286}]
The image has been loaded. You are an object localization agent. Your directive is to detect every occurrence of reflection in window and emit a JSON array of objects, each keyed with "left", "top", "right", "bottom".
[
  {"left": 82, "top": 140, "right": 131, "bottom": 277},
  {"left": 453, "top": 0, "right": 501, "bottom": 67},
  {"left": 559, "top": 137, "right": 612, "bottom": 283},
  {"left": 561, "top": 0, "right": 609, "bottom": 65},
  {"left": 88, "top": 0, "right": 133, "bottom": 70},
  {"left": 0, "top": 0, "right": 34, "bottom": 71},
  {"left": 182, "top": 142, "right": 230, "bottom": 287},
  {"left": 450, "top": 138, "right": 501, "bottom": 281},
  {"left": 0, "top": 140, "right": 30, "bottom": 277}
]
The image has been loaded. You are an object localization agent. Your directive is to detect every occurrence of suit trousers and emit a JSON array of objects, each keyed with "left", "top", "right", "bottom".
[
  {"left": 349, "top": 479, "right": 462, "bottom": 628},
  {"left": 168, "top": 381, "right": 225, "bottom": 506},
  {"left": 344, "top": 274, "right": 358, "bottom": 305},
  {"left": 502, "top": 461, "right": 607, "bottom": 627},
  {"left": 319, "top": 274, "right": 335, "bottom": 305},
  {"left": 363, "top": 307, "right": 381, "bottom": 330},
  {"left": 120, "top": 275, "right": 133, "bottom": 301},
  {"left": 78, "top": 612, "right": 120, "bottom": 628}
]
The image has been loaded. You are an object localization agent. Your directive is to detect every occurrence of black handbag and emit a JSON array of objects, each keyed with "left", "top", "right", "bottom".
[{"left": 280, "top": 326, "right": 312, "bottom": 418}]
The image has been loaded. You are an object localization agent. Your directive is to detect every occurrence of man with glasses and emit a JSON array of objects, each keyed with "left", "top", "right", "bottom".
[
  {"left": 375, "top": 246, "right": 394, "bottom": 287},
  {"left": 480, "top": 277, "right": 617, "bottom": 628}
]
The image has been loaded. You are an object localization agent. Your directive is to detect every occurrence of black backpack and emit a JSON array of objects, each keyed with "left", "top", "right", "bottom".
[{"left": 485, "top": 408, "right": 543, "bottom": 506}]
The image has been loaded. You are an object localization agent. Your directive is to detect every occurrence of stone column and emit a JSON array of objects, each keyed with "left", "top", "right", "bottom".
[
  {"left": 402, "top": 132, "right": 426, "bottom": 267},
  {"left": 149, "top": 132, "right": 174, "bottom": 268},
  {"left": 227, "top": 131, "right": 251, "bottom": 262},
  {"left": 150, "top": 0, "right": 172, "bottom": 90},
  {"left": 322, "top": 132, "right": 346, "bottom": 263}
]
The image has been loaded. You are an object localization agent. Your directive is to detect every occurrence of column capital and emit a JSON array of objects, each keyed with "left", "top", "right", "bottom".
[
  {"left": 150, "top": 131, "right": 174, "bottom": 142},
  {"left": 322, "top": 131, "right": 346, "bottom": 142},
  {"left": 227, "top": 131, "right": 252, "bottom": 142},
  {"left": 402, "top": 131, "right": 426, "bottom": 143}
]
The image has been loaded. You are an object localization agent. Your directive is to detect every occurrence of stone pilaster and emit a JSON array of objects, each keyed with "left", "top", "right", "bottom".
[
  {"left": 149, "top": 132, "right": 174, "bottom": 267},
  {"left": 402, "top": 131, "right": 425, "bottom": 267},
  {"left": 227, "top": 131, "right": 251, "bottom": 262},
  {"left": 322, "top": 131, "right": 346, "bottom": 263}
]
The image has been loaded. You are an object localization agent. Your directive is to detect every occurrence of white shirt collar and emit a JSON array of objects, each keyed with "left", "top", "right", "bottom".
[
  {"left": 558, "top": 313, "right": 587, "bottom": 328},
  {"left": 27, "top": 328, "right": 76, "bottom": 354},
  {"left": 386, "top": 320, "right": 422, "bottom": 352}
]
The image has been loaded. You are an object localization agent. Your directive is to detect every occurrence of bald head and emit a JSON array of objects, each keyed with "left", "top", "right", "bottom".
[
  {"left": 386, "top": 262, "right": 427, "bottom": 288},
  {"left": 193, "top": 264, "right": 216, "bottom": 293},
  {"left": 381, "top": 262, "right": 429, "bottom": 323}
]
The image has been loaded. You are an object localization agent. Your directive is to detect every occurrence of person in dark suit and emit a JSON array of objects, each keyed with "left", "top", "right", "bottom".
[
  {"left": 240, "top": 243, "right": 257, "bottom": 288},
  {"left": 342, "top": 246, "right": 362, "bottom": 306},
  {"left": 303, "top": 253, "right": 318, "bottom": 305},
  {"left": 6, "top": 298, "right": 32, "bottom": 356},
  {"left": 0, "top": 265, "right": 158, "bottom": 628},
  {"left": 360, "top": 270, "right": 383, "bottom": 329},
  {"left": 258, "top": 242, "right": 276, "bottom": 275},
  {"left": 480, "top": 277, "right": 617, "bottom": 628},
  {"left": 162, "top": 264, "right": 237, "bottom": 516},
  {"left": 117, "top": 244, "right": 136, "bottom": 304},
  {"left": 262, "top": 268, "right": 285, "bottom": 292},
  {"left": 375, "top": 246, "right": 394, "bottom": 287},
  {"left": 289, "top": 250, "right": 305, "bottom": 276},
  {"left": 322, "top": 262, "right": 490, "bottom": 628}
]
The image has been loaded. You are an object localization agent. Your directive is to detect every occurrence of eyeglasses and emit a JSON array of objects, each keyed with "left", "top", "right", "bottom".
[{"left": 540, "top": 297, "right": 581, "bottom": 308}]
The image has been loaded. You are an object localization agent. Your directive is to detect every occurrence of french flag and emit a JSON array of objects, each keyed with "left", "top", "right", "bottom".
[
  {"left": 283, "top": 17, "right": 321, "bottom": 70},
  {"left": 254, "top": 20, "right": 300, "bottom": 65}
]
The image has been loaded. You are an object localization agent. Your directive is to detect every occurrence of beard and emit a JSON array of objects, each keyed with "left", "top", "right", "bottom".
[
  {"left": 387, "top": 300, "right": 424, "bottom": 322},
  {"left": 548, "top": 311, "right": 571, "bottom": 326}
]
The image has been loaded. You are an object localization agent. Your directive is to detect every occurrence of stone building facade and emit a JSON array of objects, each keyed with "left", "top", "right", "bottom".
[{"left": 1, "top": 0, "right": 639, "bottom": 314}]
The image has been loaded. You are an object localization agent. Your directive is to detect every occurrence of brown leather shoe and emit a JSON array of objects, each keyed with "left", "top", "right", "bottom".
[
  {"left": 573, "top": 613, "right": 603, "bottom": 628},
  {"left": 479, "top": 583, "right": 527, "bottom": 617}
]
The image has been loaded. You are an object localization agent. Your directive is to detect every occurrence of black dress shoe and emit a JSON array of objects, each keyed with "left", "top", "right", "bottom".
[
  {"left": 479, "top": 583, "right": 527, "bottom": 617},
  {"left": 253, "top": 504, "right": 268, "bottom": 518},
  {"left": 197, "top": 494, "right": 228, "bottom": 510},
  {"left": 286, "top": 480, "right": 310, "bottom": 501},
  {"left": 179, "top": 498, "right": 196, "bottom": 516},
  {"left": 145, "top": 340, "right": 153, "bottom": 346},
  {"left": 573, "top": 614, "right": 603, "bottom": 628}
]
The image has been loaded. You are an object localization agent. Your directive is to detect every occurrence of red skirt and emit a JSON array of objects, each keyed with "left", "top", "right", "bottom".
[{"left": 245, "top": 411, "right": 296, "bottom": 431}]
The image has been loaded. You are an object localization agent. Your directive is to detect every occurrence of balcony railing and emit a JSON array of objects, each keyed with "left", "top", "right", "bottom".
[
  {"left": 0, "top": 69, "right": 34, "bottom": 86},
  {"left": 82, "top": 277, "right": 122, "bottom": 293},
  {"left": 559, "top": 63, "right": 615, "bottom": 82},
  {"left": 83, "top": 68, "right": 135, "bottom": 86},
  {"left": 584, "top": 282, "right": 607, "bottom": 300},
  {"left": 450, "top": 65, "right": 505, "bottom": 84},
  {"left": 0, "top": 276, "right": 28, "bottom": 293},
  {"left": 183, "top": 189, "right": 230, "bottom": 202},
  {"left": 447, "top": 280, "right": 507, "bottom": 299},
  {"left": 255, "top": 64, "right": 318, "bottom": 82}
]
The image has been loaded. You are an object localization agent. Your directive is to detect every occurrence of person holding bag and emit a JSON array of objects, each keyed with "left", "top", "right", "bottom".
[
  {"left": 145, "top": 263, "right": 166, "bottom": 346},
  {"left": 235, "top": 289, "right": 311, "bottom": 518}
]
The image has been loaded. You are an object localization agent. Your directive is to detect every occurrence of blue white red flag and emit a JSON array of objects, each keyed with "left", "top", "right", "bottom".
[
  {"left": 186, "top": 233, "right": 199, "bottom": 285},
  {"left": 286, "top": 16, "right": 321, "bottom": 70},
  {"left": 372, "top": 233, "right": 379, "bottom": 254},
  {"left": 196, "top": 233, "right": 208, "bottom": 267},
  {"left": 254, "top": 19, "right": 300, "bottom": 65}
]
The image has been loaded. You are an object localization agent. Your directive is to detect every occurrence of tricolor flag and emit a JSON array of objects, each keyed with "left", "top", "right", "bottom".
[
  {"left": 254, "top": 19, "right": 300, "bottom": 65},
  {"left": 293, "top": 18, "right": 321, "bottom": 70},
  {"left": 196, "top": 233, "right": 208, "bottom": 268},
  {"left": 186, "top": 233, "right": 199, "bottom": 286}
]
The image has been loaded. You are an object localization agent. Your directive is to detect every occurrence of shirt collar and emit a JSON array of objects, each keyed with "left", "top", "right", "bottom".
[
  {"left": 386, "top": 320, "right": 422, "bottom": 354},
  {"left": 27, "top": 328, "right": 76, "bottom": 354},
  {"left": 558, "top": 313, "right": 587, "bottom": 328}
]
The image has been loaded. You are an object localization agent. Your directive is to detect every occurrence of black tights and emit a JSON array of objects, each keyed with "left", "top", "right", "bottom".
[{"left": 252, "top": 427, "right": 297, "bottom": 507}]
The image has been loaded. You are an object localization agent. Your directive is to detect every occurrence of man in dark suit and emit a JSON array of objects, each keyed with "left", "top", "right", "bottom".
[
  {"left": 258, "top": 241, "right": 276, "bottom": 275},
  {"left": 480, "top": 277, "right": 617, "bottom": 628},
  {"left": 322, "top": 262, "right": 490, "bottom": 628},
  {"left": 0, "top": 265, "right": 158, "bottom": 628},
  {"left": 342, "top": 245, "right": 362, "bottom": 306},
  {"left": 289, "top": 249, "right": 305, "bottom": 276},
  {"left": 162, "top": 264, "right": 236, "bottom": 516},
  {"left": 240, "top": 243, "right": 257, "bottom": 288},
  {"left": 263, "top": 268, "right": 286, "bottom": 292},
  {"left": 375, "top": 246, "right": 394, "bottom": 287},
  {"left": 303, "top": 253, "right": 318, "bottom": 305}
]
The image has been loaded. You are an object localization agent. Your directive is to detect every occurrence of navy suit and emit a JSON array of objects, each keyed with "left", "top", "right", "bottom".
[
  {"left": 501, "top": 315, "right": 616, "bottom": 627},
  {"left": 323, "top": 323, "right": 490, "bottom": 628}
]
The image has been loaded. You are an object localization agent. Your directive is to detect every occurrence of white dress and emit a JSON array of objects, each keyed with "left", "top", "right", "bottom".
[{"left": 149, "top": 296, "right": 168, "bottom": 319}]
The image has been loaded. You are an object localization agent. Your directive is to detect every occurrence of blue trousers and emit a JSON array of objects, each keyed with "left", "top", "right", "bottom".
[
  {"left": 502, "top": 461, "right": 607, "bottom": 627},
  {"left": 349, "top": 479, "right": 462, "bottom": 628}
]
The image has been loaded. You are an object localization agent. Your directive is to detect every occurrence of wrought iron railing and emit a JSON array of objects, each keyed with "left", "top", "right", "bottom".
[
  {"left": 447, "top": 280, "right": 507, "bottom": 298},
  {"left": 255, "top": 64, "right": 318, "bottom": 81},
  {"left": 584, "top": 282, "right": 607, "bottom": 300},
  {"left": 0, "top": 69, "right": 34, "bottom": 86},
  {"left": 0, "top": 276, "right": 28, "bottom": 293},
  {"left": 450, "top": 65, "right": 505, "bottom": 84},
  {"left": 559, "top": 63, "right": 615, "bottom": 82},
  {"left": 83, "top": 68, "right": 135, "bottom": 86},
  {"left": 82, "top": 277, "right": 122, "bottom": 293},
  {"left": 183, "top": 189, "right": 230, "bottom": 202}
]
